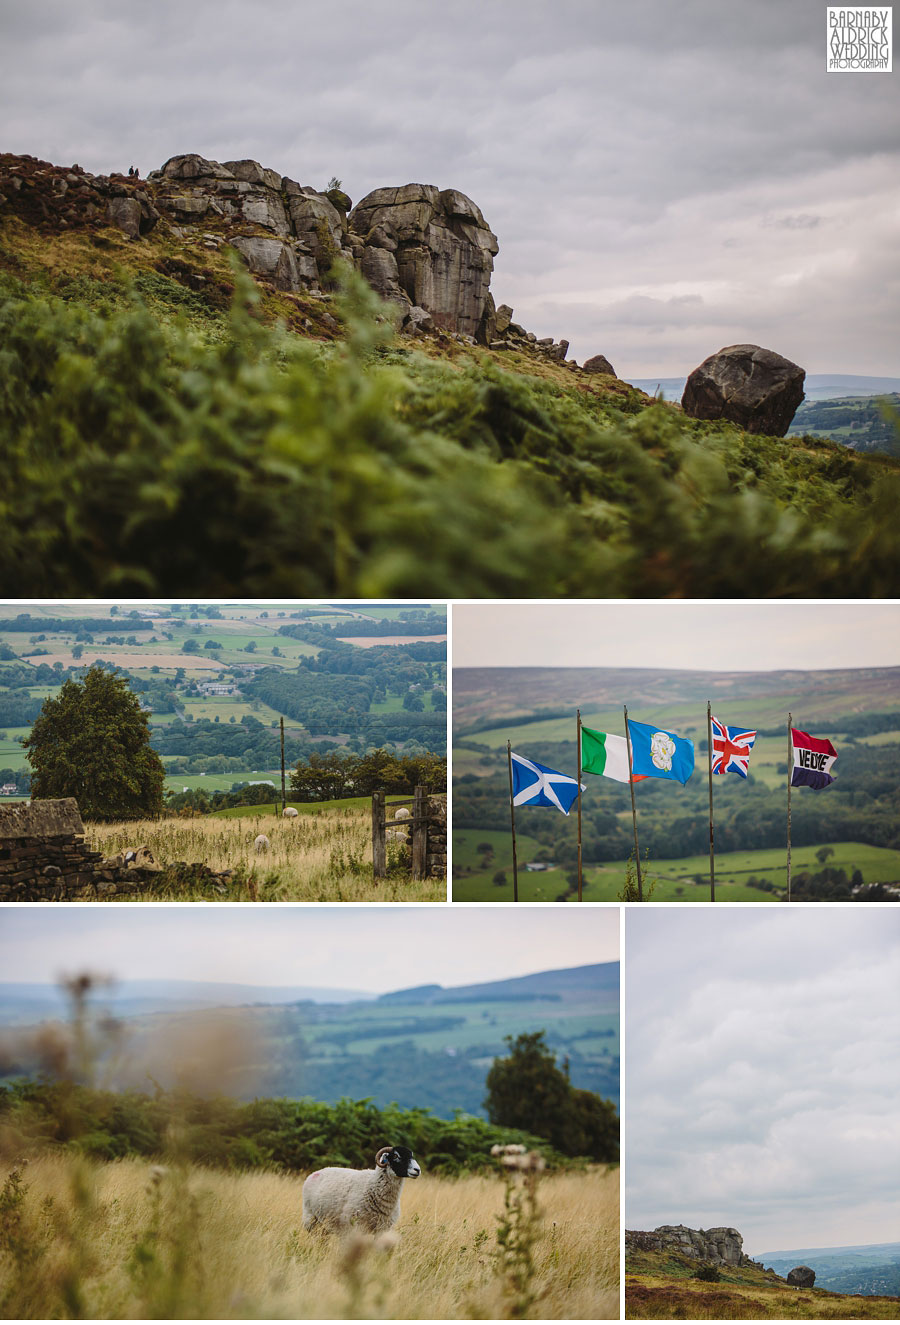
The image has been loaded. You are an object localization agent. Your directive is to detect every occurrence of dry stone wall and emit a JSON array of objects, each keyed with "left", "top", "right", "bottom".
[
  {"left": 0, "top": 799, "right": 231, "bottom": 900},
  {"left": 426, "top": 794, "right": 447, "bottom": 878}
]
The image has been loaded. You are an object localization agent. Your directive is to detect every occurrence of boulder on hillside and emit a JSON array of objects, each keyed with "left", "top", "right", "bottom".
[
  {"left": 230, "top": 235, "right": 317, "bottom": 292},
  {"left": 681, "top": 344, "right": 805, "bottom": 436},
  {"left": 583, "top": 354, "right": 617, "bottom": 377},
  {"left": 349, "top": 183, "right": 498, "bottom": 338},
  {"left": 787, "top": 1265, "right": 816, "bottom": 1288}
]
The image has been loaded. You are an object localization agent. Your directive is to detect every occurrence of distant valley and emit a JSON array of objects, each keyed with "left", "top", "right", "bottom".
[
  {"left": 0, "top": 961, "right": 620, "bottom": 1117},
  {"left": 757, "top": 1241, "right": 900, "bottom": 1298}
]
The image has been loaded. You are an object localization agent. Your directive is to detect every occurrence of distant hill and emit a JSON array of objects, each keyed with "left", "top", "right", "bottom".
[
  {"left": 757, "top": 1241, "right": 900, "bottom": 1298},
  {"left": 631, "top": 373, "right": 900, "bottom": 403},
  {"left": 379, "top": 962, "right": 617, "bottom": 1005},
  {"left": 0, "top": 962, "right": 619, "bottom": 1117},
  {"left": 0, "top": 978, "right": 376, "bottom": 1023}
]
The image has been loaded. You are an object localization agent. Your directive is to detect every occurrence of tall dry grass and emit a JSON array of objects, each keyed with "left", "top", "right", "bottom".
[
  {"left": 85, "top": 811, "right": 444, "bottom": 901},
  {"left": 0, "top": 1153, "right": 618, "bottom": 1319}
]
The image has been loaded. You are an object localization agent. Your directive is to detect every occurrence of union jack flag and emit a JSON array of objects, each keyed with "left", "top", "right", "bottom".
[{"left": 710, "top": 716, "right": 756, "bottom": 777}]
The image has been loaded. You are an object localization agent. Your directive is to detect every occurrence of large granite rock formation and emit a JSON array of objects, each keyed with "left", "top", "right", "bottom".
[
  {"left": 625, "top": 1224, "right": 752, "bottom": 1267},
  {"left": 681, "top": 344, "right": 805, "bottom": 436},
  {"left": 348, "top": 184, "right": 499, "bottom": 339},
  {"left": 787, "top": 1265, "right": 816, "bottom": 1288}
]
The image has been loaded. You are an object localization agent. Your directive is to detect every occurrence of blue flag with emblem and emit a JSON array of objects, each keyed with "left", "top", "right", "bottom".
[
  {"left": 627, "top": 719, "right": 695, "bottom": 785},
  {"left": 510, "top": 751, "right": 584, "bottom": 816}
]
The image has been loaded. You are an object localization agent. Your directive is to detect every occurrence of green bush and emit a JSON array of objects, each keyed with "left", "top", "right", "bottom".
[{"left": 2, "top": 265, "right": 898, "bottom": 595}]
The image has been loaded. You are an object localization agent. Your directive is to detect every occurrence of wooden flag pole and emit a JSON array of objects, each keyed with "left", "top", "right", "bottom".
[
  {"left": 280, "top": 717, "right": 286, "bottom": 815},
  {"left": 507, "top": 741, "right": 519, "bottom": 903},
  {"left": 624, "top": 704, "right": 643, "bottom": 902},
  {"left": 576, "top": 709, "right": 583, "bottom": 903},
  {"left": 786, "top": 712, "right": 792, "bottom": 902},
  {"left": 707, "top": 702, "right": 716, "bottom": 902}
]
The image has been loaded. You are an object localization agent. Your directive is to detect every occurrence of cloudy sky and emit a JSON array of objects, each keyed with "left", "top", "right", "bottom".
[
  {"left": 452, "top": 601, "right": 900, "bottom": 670},
  {"left": 2, "top": 0, "right": 897, "bottom": 374},
  {"left": 625, "top": 907, "right": 900, "bottom": 1253},
  {"left": 0, "top": 905, "right": 618, "bottom": 991}
]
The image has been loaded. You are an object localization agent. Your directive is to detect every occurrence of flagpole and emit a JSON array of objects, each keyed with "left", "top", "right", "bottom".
[
  {"left": 507, "top": 740, "right": 519, "bottom": 903},
  {"left": 786, "top": 712, "right": 792, "bottom": 902},
  {"left": 576, "top": 709, "right": 583, "bottom": 903},
  {"left": 624, "top": 704, "right": 643, "bottom": 902},
  {"left": 707, "top": 701, "right": 715, "bottom": 903}
]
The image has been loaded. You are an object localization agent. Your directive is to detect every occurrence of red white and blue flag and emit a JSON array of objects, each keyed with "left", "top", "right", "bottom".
[
  {"left": 791, "top": 728, "right": 838, "bottom": 790},
  {"left": 710, "top": 717, "right": 756, "bottom": 777}
]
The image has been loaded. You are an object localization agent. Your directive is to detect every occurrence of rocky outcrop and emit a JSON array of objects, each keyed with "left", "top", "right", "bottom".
[
  {"left": 583, "top": 354, "right": 617, "bottom": 377},
  {"left": 787, "top": 1265, "right": 816, "bottom": 1288},
  {"left": 681, "top": 344, "right": 806, "bottom": 436},
  {"left": 0, "top": 798, "right": 232, "bottom": 899},
  {"left": 348, "top": 184, "right": 498, "bottom": 339},
  {"left": 625, "top": 1225, "right": 754, "bottom": 1267}
]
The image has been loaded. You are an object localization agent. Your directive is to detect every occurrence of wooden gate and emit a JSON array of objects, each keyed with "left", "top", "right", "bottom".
[{"left": 372, "top": 785, "right": 428, "bottom": 880}]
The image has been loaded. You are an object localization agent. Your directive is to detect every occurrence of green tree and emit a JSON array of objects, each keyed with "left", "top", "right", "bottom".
[
  {"left": 182, "top": 639, "right": 199, "bottom": 654},
  {"left": 24, "top": 666, "right": 165, "bottom": 820},
  {"left": 484, "top": 1031, "right": 618, "bottom": 1162}
]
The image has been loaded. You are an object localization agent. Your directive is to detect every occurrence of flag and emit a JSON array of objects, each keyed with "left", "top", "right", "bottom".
[
  {"left": 581, "top": 726, "right": 647, "bottom": 783},
  {"left": 510, "top": 751, "right": 584, "bottom": 815},
  {"left": 627, "top": 719, "right": 694, "bottom": 785},
  {"left": 791, "top": 728, "right": 837, "bottom": 789},
  {"left": 710, "top": 716, "right": 757, "bottom": 778}
]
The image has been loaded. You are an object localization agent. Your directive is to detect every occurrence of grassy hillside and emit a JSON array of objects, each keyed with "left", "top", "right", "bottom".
[
  {"left": 2, "top": 184, "right": 899, "bottom": 596},
  {"left": 86, "top": 808, "right": 444, "bottom": 902},
  {"left": 625, "top": 1246, "right": 900, "bottom": 1319},
  {"left": 0, "top": 1152, "right": 618, "bottom": 1319}
]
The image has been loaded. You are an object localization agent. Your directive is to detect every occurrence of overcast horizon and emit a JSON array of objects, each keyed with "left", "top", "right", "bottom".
[
  {"left": 452, "top": 603, "right": 900, "bottom": 671},
  {"left": 625, "top": 907, "right": 900, "bottom": 1253},
  {"left": 2, "top": 0, "right": 897, "bottom": 375},
  {"left": 0, "top": 907, "right": 618, "bottom": 991}
]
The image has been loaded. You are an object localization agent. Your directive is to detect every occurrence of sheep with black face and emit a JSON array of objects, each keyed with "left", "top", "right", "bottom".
[{"left": 301, "top": 1145, "right": 421, "bottom": 1234}]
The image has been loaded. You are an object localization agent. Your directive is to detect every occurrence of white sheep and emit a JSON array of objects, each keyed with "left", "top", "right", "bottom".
[
  {"left": 385, "top": 828, "right": 408, "bottom": 842},
  {"left": 254, "top": 833, "right": 270, "bottom": 854},
  {"left": 283, "top": 807, "right": 299, "bottom": 819},
  {"left": 393, "top": 807, "right": 411, "bottom": 821},
  {"left": 301, "top": 1145, "right": 420, "bottom": 1234}
]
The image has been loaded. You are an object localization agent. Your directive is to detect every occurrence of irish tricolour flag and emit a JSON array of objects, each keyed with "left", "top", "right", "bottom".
[
  {"left": 581, "top": 726, "right": 647, "bottom": 784},
  {"left": 791, "top": 728, "right": 837, "bottom": 790}
]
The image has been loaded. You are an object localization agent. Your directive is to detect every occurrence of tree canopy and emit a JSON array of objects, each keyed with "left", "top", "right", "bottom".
[
  {"left": 484, "top": 1031, "right": 618, "bottom": 1162},
  {"left": 24, "top": 666, "right": 165, "bottom": 820}
]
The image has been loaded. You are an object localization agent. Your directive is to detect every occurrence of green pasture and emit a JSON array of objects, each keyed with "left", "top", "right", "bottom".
[
  {"left": 370, "top": 695, "right": 406, "bottom": 713},
  {"left": 0, "top": 734, "right": 29, "bottom": 769},
  {"left": 452, "top": 838, "right": 900, "bottom": 902},
  {"left": 212, "top": 792, "right": 409, "bottom": 817},
  {"left": 164, "top": 771, "right": 281, "bottom": 795}
]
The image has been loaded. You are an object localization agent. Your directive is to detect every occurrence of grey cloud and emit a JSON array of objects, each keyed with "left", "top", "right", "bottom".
[
  {"left": 625, "top": 909, "right": 900, "bottom": 1250},
  {"left": 1, "top": 0, "right": 897, "bottom": 373}
]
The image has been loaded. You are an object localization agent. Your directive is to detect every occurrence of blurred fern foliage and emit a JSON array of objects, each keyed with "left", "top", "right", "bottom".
[{"left": 2, "top": 265, "right": 898, "bottom": 596}]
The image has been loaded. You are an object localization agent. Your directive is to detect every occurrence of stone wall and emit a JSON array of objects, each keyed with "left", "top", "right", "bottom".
[
  {"left": 426, "top": 794, "right": 447, "bottom": 878},
  {"left": 0, "top": 799, "right": 230, "bottom": 900}
]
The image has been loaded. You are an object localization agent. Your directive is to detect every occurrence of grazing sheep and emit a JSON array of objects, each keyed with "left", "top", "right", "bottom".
[
  {"left": 254, "top": 834, "right": 270, "bottom": 854},
  {"left": 302, "top": 1145, "right": 420, "bottom": 1234},
  {"left": 283, "top": 807, "right": 299, "bottom": 819},
  {"left": 393, "top": 807, "right": 411, "bottom": 821},
  {"left": 386, "top": 828, "right": 408, "bottom": 842}
]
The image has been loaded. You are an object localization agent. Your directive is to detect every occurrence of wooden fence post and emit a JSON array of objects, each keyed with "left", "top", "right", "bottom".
[
  {"left": 372, "top": 789, "right": 386, "bottom": 878},
  {"left": 411, "top": 784, "right": 427, "bottom": 881}
]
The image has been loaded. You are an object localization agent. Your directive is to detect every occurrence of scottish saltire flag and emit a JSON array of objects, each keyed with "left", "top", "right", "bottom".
[
  {"left": 791, "top": 728, "right": 838, "bottom": 789},
  {"left": 510, "top": 752, "right": 584, "bottom": 815},
  {"left": 580, "top": 726, "right": 647, "bottom": 783},
  {"left": 627, "top": 719, "right": 694, "bottom": 785},
  {"left": 711, "top": 716, "right": 757, "bottom": 778}
]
